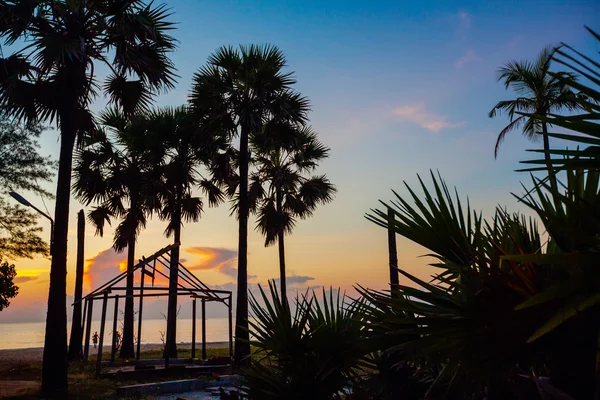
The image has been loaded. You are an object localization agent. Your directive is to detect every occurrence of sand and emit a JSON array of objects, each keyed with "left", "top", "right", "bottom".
[
  {"left": 0, "top": 342, "right": 229, "bottom": 371},
  {"left": 0, "top": 342, "right": 230, "bottom": 397}
]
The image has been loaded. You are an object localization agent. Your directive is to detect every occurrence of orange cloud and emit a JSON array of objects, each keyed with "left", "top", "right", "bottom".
[
  {"left": 13, "top": 269, "right": 47, "bottom": 285},
  {"left": 84, "top": 248, "right": 127, "bottom": 291},
  {"left": 185, "top": 246, "right": 239, "bottom": 277}
]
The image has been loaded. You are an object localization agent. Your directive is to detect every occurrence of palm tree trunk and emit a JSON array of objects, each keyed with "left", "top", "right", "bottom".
[
  {"left": 119, "top": 231, "right": 136, "bottom": 358},
  {"left": 68, "top": 210, "right": 85, "bottom": 361},
  {"left": 276, "top": 186, "right": 287, "bottom": 303},
  {"left": 387, "top": 207, "right": 399, "bottom": 298},
  {"left": 234, "top": 124, "right": 251, "bottom": 365},
  {"left": 541, "top": 122, "right": 559, "bottom": 194},
  {"left": 278, "top": 232, "right": 286, "bottom": 302},
  {"left": 165, "top": 194, "right": 182, "bottom": 358},
  {"left": 41, "top": 122, "right": 75, "bottom": 399}
]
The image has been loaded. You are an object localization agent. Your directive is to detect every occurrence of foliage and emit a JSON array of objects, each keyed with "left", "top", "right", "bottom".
[
  {"left": 364, "top": 173, "right": 558, "bottom": 397},
  {"left": 519, "top": 27, "right": 600, "bottom": 171},
  {"left": 243, "top": 282, "right": 367, "bottom": 400},
  {"left": 0, "top": 0, "right": 177, "bottom": 125},
  {"left": 73, "top": 108, "right": 164, "bottom": 358},
  {"left": 190, "top": 44, "right": 310, "bottom": 362},
  {"left": 0, "top": 197, "right": 48, "bottom": 259},
  {"left": 489, "top": 46, "right": 583, "bottom": 158},
  {"left": 0, "top": 116, "right": 55, "bottom": 197},
  {"left": 0, "top": 1, "right": 177, "bottom": 394},
  {"left": 144, "top": 106, "right": 225, "bottom": 238},
  {"left": 0, "top": 257, "right": 18, "bottom": 311},
  {"left": 0, "top": 116, "right": 53, "bottom": 259},
  {"left": 73, "top": 108, "right": 161, "bottom": 251},
  {"left": 249, "top": 123, "right": 336, "bottom": 246}
]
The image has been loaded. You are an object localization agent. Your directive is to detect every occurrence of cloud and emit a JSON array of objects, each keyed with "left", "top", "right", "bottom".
[
  {"left": 457, "top": 11, "right": 471, "bottom": 31},
  {"left": 393, "top": 103, "right": 466, "bottom": 133},
  {"left": 273, "top": 275, "right": 316, "bottom": 287},
  {"left": 14, "top": 276, "right": 38, "bottom": 284},
  {"left": 84, "top": 247, "right": 127, "bottom": 290},
  {"left": 455, "top": 49, "right": 481, "bottom": 67},
  {"left": 13, "top": 269, "right": 46, "bottom": 285},
  {"left": 185, "top": 246, "right": 242, "bottom": 278}
]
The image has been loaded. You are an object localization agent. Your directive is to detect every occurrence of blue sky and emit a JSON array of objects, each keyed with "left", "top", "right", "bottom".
[{"left": 3, "top": 0, "right": 599, "bottom": 323}]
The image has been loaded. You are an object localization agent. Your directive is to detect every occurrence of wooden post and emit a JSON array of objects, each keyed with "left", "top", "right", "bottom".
[
  {"left": 228, "top": 295, "right": 233, "bottom": 360},
  {"left": 387, "top": 207, "right": 400, "bottom": 298},
  {"left": 191, "top": 298, "right": 197, "bottom": 359},
  {"left": 68, "top": 210, "right": 86, "bottom": 361},
  {"left": 136, "top": 264, "right": 145, "bottom": 360},
  {"left": 201, "top": 298, "right": 207, "bottom": 360},
  {"left": 83, "top": 298, "right": 94, "bottom": 360},
  {"left": 81, "top": 299, "right": 88, "bottom": 344},
  {"left": 96, "top": 291, "right": 109, "bottom": 377},
  {"left": 110, "top": 295, "right": 119, "bottom": 362}
]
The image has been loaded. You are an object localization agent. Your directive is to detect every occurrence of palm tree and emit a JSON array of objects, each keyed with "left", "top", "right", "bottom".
[
  {"left": 145, "top": 106, "right": 225, "bottom": 358},
  {"left": 73, "top": 109, "right": 161, "bottom": 359},
  {"left": 250, "top": 123, "right": 336, "bottom": 302},
  {"left": 489, "top": 46, "right": 582, "bottom": 191},
  {"left": 189, "top": 45, "right": 310, "bottom": 364},
  {"left": 0, "top": 2, "right": 176, "bottom": 395}
]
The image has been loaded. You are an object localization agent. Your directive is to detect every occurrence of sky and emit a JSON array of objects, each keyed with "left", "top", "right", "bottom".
[{"left": 1, "top": 0, "right": 599, "bottom": 323}]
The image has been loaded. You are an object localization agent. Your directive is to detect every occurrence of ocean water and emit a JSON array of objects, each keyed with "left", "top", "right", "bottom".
[{"left": 0, "top": 317, "right": 231, "bottom": 350}]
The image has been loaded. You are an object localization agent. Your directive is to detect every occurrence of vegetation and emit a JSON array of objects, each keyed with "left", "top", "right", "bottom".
[
  {"left": 73, "top": 109, "right": 163, "bottom": 359},
  {"left": 488, "top": 46, "right": 583, "bottom": 191},
  {"left": 190, "top": 44, "right": 310, "bottom": 364},
  {"left": 0, "top": 0, "right": 596, "bottom": 396},
  {"left": 239, "top": 27, "right": 600, "bottom": 400},
  {"left": 250, "top": 124, "right": 336, "bottom": 302},
  {"left": 0, "top": 117, "right": 53, "bottom": 260},
  {"left": 0, "top": 257, "right": 18, "bottom": 310},
  {"left": 146, "top": 106, "right": 225, "bottom": 358},
  {"left": 0, "top": 0, "right": 176, "bottom": 396}
]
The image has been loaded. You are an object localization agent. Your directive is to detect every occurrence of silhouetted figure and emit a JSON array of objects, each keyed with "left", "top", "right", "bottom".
[{"left": 92, "top": 331, "right": 99, "bottom": 348}]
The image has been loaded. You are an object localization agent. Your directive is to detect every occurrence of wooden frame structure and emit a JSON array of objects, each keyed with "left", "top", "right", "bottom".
[{"left": 74, "top": 243, "right": 233, "bottom": 376}]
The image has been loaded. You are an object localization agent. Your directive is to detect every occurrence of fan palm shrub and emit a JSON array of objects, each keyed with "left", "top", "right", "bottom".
[
  {"left": 243, "top": 282, "right": 367, "bottom": 400},
  {"left": 362, "top": 173, "right": 571, "bottom": 398}
]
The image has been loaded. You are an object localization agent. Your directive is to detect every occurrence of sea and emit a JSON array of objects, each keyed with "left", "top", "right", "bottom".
[{"left": 0, "top": 317, "right": 231, "bottom": 350}]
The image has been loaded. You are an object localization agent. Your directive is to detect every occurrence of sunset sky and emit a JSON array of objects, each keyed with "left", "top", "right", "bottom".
[{"left": 1, "top": 0, "right": 598, "bottom": 323}]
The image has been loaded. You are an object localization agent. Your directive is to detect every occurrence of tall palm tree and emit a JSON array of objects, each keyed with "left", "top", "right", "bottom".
[
  {"left": 189, "top": 45, "right": 310, "bottom": 364},
  {"left": 0, "top": 2, "right": 176, "bottom": 395},
  {"left": 250, "top": 123, "right": 336, "bottom": 302},
  {"left": 145, "top": 106, "right": 225, "bottom": 358},
  {"left": 73, "top": 109, "right": 161, "bottom": 359},
  {"left": 489, "top": 46, "right": 582, "bottom": 191}
]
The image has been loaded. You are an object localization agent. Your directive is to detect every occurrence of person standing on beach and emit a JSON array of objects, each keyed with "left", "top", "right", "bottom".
[{"left": 92, "top": 332, "right": 99, "bottom": 348}]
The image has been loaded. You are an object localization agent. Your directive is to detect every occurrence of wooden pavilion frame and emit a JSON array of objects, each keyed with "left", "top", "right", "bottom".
[{"left": 74, "top": 242, "right": 233, "bottom": 376}]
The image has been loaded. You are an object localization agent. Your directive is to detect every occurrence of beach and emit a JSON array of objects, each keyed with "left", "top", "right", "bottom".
[
  {"left": 0, "top": 342, "right": 229, "bottom": 371},
  {"left": 0, "top": 342, "right": 229, "bottom": 398}
]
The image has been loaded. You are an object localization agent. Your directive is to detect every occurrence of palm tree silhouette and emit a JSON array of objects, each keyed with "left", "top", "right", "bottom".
[
  {"left": 250, "top": 123, "right": 336, "bottom": 302},
  {"left": 73, "top": 109, "right": 162, "bottom": 359},
  {"left": 489, "top": 46, "right": 582, "bottom": 190},
  {"left": 0, "top": 2, "right": 176, "bottom": 395},
  {"left": 189, "top": 45, "right": 309, "bottom": 364},
  {"left": 145, "top": 107, "right": 225, "bottom": 358}
]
